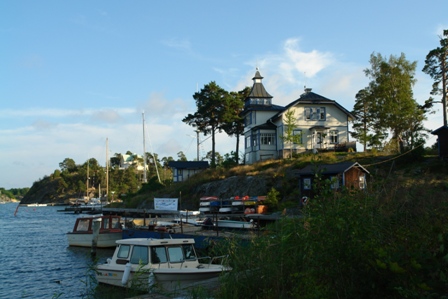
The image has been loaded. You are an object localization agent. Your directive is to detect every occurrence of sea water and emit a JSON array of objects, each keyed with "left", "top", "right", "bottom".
[{"left": 0, "top": 203, "right": 119, "bottom": 299}]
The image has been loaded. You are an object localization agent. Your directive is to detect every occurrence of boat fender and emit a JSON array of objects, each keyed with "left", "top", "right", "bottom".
[
  {"left": 148, "top": 270, "right": 155, "bottom": 290},
  {"left": 301, "top": 196, "right": 308, "bottom": 206},
  {"left": 122, "top": 263, "right": 131, "bottom": 286}
]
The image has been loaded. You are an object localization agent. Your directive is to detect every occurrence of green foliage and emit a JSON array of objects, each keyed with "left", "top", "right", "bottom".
[
  {"left": 356, "top": 52, "right": 426, "bottom": 153},
  {"left": 218, "top": 169, "right": 448, "bottom": 299},
  {"left": 422, "top": 29, "right": 448, "bottom": 126},
  {"left": 221, "top": 87, "right": 250, "bottom": 165},
  {"left": 0, "top": 187, "right": 29, "bottom": 199},
  {"left": 280, "top": 109, "right": 302, "bottom": 158},
  {"left": 183, "top": 82, "right": 230, "bottom": 168},
  {"left": 265, "top": 187, "right": 280, "bottom": 210}
]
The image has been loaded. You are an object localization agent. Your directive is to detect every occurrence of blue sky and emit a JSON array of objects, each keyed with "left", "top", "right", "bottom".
[{"left": 1, "top": 1, "right": 447, "bottom": 189}]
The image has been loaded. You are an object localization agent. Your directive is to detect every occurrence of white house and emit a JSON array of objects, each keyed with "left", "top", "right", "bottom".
[
  {"left": 119, "top": 153, "right": 146, "bottom": 171},
  {"left": 243, "top": 69, "right": 355, "bottom": 164}
]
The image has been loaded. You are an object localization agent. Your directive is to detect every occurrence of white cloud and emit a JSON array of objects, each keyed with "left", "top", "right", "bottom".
[{"left": 161, "top": 38, "right": 192, "bottom": 51}]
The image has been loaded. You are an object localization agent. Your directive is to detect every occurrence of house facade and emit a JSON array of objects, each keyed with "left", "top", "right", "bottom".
[
  {"left": 295, "top": 161, "right": 370, "bottom": 198},
  {"left": 119, "top": 153, "right": 146, "bottom": 171},
  {"left": 431, "top": 126, "right": 448, "bottom": 159},
  {"left": 168, "top": 161, "right": 210, "bottom": 182},
  {"left": 243, "top": 69, "right": 355, "bottom": 165}
]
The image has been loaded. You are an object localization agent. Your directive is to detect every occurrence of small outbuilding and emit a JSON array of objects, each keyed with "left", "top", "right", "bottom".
[
  {"left": 431, "top": 126, "right": 448, "bottom": 159},
  {"left": 168, "top": 161, "right": 210, "bottom": 182},
  {"left": 295, "top": 161, "right": 370, "bottom": 198}
]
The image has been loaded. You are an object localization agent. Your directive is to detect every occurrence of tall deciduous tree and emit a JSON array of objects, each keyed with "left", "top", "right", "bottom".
[
  {"left": 351, "top": 88, "right": 387, "bottom": 151},
  {"left": 363, "top": 52, "right": 424, "bottom": 153},
  {"left": 182, "top": 82, "right": 229, "bottom": 168},
  {"left": 280, "top": 109, "right": 301, "bottom": 158},
  {"left": 221, "top": 87, "right": 250, "bottom": 165},
  {"left": 422, "top": 29, "right": 448, "bottom": 126}
]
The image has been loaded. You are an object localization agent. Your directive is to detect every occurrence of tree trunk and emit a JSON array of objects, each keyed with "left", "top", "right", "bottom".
[
  {"left": 235, "top": 132, "right": 240, "bottom": 164},
  {"left": 211, "top": 127, "right": 216, "bottom": 168}
]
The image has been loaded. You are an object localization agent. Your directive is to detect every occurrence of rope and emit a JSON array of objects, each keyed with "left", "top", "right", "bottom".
[{"left": 362, "top": 135, "right": 437, "bottom": 167}]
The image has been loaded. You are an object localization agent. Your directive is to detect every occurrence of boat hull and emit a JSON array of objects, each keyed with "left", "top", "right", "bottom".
[
  {"left": 67, "top": 232, "right": 122, "bottom": 248},
  {"left": 96, "top": 265, "right": 228, "bottom": 288}
]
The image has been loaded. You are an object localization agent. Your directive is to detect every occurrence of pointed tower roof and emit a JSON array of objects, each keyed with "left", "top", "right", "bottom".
[{"left": 248, "top": 68, "right": 273, "bottom": 99}]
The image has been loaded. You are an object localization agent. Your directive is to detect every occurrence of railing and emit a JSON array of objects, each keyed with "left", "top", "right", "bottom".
[{"left": 197, "top": 254, "right": 229, "bottom": 268}]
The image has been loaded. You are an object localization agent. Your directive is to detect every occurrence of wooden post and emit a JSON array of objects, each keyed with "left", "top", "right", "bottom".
[{"left": 91, "top": 218, "right": 101, "bottom": 257}]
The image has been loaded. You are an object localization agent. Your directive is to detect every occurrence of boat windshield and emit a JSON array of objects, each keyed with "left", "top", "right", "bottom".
[
  {"left": 130, "top": 245, "right": 148, "bottom": 265},
  {"left": 151, "top": 246, "right": 167, "bottom": 264},
  {"left": 103, "top": 218, "right": 109, "bottom": 229},
  {"left": 76, "top": 219, "right": 90, "bottom": 232},
  {"left": 182, "top": 244, "right": 196, "bottom": 261},
  {"left": 167, "top": 247, "right": 184, "bottom": 263},
  {"left": 117, "top": 245, "right": 130, "bottom": 259}
]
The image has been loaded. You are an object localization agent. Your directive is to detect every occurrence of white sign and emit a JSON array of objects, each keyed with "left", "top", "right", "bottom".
[{"left": 154, "top": 198, "right": 178, "bottom": 211}]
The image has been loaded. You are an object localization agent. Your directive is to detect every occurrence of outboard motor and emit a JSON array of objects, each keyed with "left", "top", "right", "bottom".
[{"left": 202, "top": 217, "right": 214, "bottom": 230}]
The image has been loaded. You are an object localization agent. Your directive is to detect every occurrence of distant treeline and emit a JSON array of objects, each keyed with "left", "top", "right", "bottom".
[{"left": 0, "top": 188, "right": 29, "bottom": 199}]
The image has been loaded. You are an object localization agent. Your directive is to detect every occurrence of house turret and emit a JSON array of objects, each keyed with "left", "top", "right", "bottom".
[{"left": 244, "top": 68, "right": 273, "bottom": 109}]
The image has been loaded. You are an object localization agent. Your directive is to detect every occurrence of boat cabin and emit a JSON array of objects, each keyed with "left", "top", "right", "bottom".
[
  {"left": 96, "top": 237, "right": 231, "bottom": 289},
  {"left": 72, "top": 215, "right": 122, "bottom": 233},
  {"left": 114, "top": 238, "right": 198, "bottom": 266}
]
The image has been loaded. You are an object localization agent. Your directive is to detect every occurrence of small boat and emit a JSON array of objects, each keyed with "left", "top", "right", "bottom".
[
  {"left": 67, "top": 214, "right": 122, "bottom": 248},
  {"left": 216, "top": 219, "right": 255, "bottom": 229},
  {"left": 96, "top": 238, "right": 231, "bottom": 289},
  {"left": 27, "top": 203, "right": 47, "bottom": 207}
]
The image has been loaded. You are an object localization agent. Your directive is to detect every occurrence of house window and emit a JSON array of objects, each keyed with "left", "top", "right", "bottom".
[
  {"left": 359, "top": 176, "right": 366, "bottom": 189},
  {"left": 293, "top": 129, "right": 302, "bottom": 144},
  {"left": 251, "top": 134, "right": 258, "bottom": 147},
  {"left": 305, "top": 107, "right": 326, "bottom": 120},
  {"left": 245, "top": 136, "right": 251, "bottom": 148},
  {"left": 245, "top": 112, "right": 252, "bottom": 126},
  {"left": 260, "top": 133, "right": 276, "bottom": 145},
  {"left": 330, "top": 176, "right": 340, "bottom": 189},
  {"left": 329, "top": 130, "right": 339, "bottom": 144},
  {"left": 317, "top": 107, "right": 326, "bottom": 120},
  {"left": 305, "top": 108, "right": 312, "bottom": 120},
  {"left": 303, "top": 178, "right": 311, "bottom": 190}
]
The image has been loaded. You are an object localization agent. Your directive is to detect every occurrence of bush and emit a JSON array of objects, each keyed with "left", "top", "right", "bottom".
[{"left": 217, "top": 174, "right": 448, "bottom": 298}]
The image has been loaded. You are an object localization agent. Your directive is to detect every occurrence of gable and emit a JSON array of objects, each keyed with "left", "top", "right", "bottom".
[{"left": 271, "top": 90, "right": 354, "bottom": 123}]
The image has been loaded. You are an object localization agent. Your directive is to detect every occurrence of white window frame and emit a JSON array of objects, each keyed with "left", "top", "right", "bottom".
[
  {"left": 305, "top": 107, "right": 326, "bottom": 121},
  {"left": 245, "top": 136, "right": 251, "bottom": 148},
  {"left": 260, "top": 133, "right": 276, "bottom": 145},
  {"left": 293, "top": 129, "right": 302, "bottom": 144},
  {"left": 359, "top": 175, "right": 366, "bottom": 189},
  {"left": 329, "top": 130, "right": 339, "bottom": 144},
  {"left": 303, "top": 178, "right": 312, "bottom": 190}
]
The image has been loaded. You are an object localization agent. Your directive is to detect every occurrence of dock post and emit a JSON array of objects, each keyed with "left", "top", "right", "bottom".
[{"left": 91, "top": 218, "right": 101, "bottom": 257}]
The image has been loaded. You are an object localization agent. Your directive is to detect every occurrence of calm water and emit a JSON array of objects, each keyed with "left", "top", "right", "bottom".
[{"left": 0, "top": 203, "right": 116, "bottom": 299}]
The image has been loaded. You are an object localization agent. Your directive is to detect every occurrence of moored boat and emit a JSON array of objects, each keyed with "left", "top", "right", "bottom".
[
  {"left": 96, "top": 238, "right": 231, "bottom": 290},
  {"left": 67, "top": 214, "right": 122, "bottom": 248}
]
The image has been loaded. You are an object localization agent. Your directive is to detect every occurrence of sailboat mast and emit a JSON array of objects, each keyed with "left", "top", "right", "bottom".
[
  {"left": 106, "top": 138, "right": 109, "bottom": 201},
  {"left": 142, "top": 112, "right": 148, "bottom": 183},
  {"left": 86, "top": 159, "right": 89, "bottom": 201}
]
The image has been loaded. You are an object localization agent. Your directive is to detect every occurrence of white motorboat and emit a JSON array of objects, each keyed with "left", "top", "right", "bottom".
[
  {"left": 27, "top": 203, "right": 47, "bottom": 207},
  {"left": 215, "top": 218, "right": 256, "bottom": 229},
  {"left": 67, "top": 214, "right": 123, "bottom": 248},
  {"left": 96, "top": 238, "right": 231, "bottom": 290}
]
